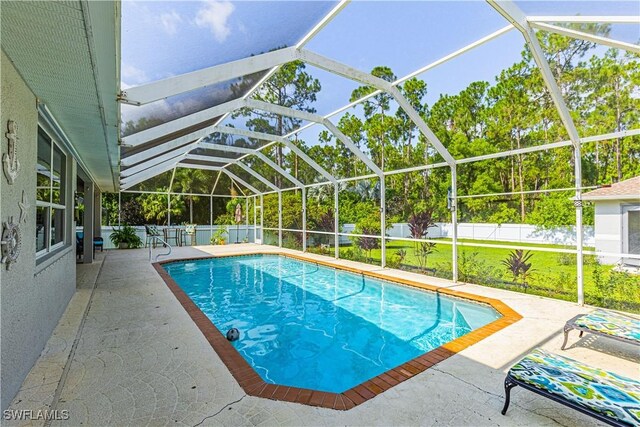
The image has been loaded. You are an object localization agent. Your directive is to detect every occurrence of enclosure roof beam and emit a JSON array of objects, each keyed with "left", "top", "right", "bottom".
[
  {"left": 487, "top": 0, "right": 581, "bottom": 147},
  {"left": 297, "top": 49, "right": 456, "bottom": 167},
  {"left": 459, "top": 128, "right": 640, "bottom": 165},
  {"left": 530, "top": 22, "right": 640, "bottom": 54},
  {"left": 212, "top": 0, "right": 350, "bottom": 132},
  {"left": 120, "top": 155, "right": 184, "bottom": 189},
  {"left": 234, "top": 161, "right": 279, "bottom": 192},
  {"left": 214, "top": 124, "right": 289, "bottom": 144},
  {"left": 120, "top": 47, "right": 297, "bottom": 105},
  {"left": 211, "top": 121, "right": 337, "bottom": 184},
  {"left": 250, "top": 152, "right": 305, "bottom": 188},
  {"left": 121, "top": 154, "right": 184, "bottom": 185},
  {"left": 246, "top": 99, "right": 382, "bottom": 176},
  {"left": 198, "top": 143, "right": 256, "bottom": 154},
  {"left": 184, "top": 154, "right": 237, "bottom": 164},
  {"left": 177, "top": 162, "right": 220, "bottom": 171},
  {"left": 122, "top": 98, "right": 245, "bottom": 147},
  {"left": 198, "top": 141, "right": 305, "bottom": 192},
  {"left": 269, "top": 25, "right": 514, "bottom": 140},
  {"left": 527, "top": 15, "right": 640, "bottom": 24},
  {"left": 121, "top": 135, "right": 200, "bottom": 167},
  {"left": 121, "top": 149, "right": 187, "bottom": 177},
  {"left": 222, "top": 169, "right": 261, "bottom": 194}
]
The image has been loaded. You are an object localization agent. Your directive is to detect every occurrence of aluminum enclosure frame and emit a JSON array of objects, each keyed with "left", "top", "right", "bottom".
[{"left": 116, "top": 2, "right": 640, "bottom": 300}]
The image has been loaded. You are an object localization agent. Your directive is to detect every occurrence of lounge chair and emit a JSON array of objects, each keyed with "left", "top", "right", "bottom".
[
  {"left": 562, "top": 309, "right": 640, "bottom": 350},
  {"left": 502, "top": 348, "right": 640, "bottom": 426}
]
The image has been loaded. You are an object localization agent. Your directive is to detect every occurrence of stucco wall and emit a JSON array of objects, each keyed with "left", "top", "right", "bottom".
[
  {"left": 593, "top": 201, "right": 622, "bottom": 264},
  {"left": 1, "top": 51, "right": 77, "bottom": 410}
]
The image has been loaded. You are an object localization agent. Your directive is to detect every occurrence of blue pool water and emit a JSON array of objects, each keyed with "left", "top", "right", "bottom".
[{"left": 164, "top": 255, "right": 500, "bottom": 393}]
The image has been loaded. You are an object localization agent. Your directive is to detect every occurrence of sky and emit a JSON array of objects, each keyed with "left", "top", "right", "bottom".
[{"left": 121, "top": 1, "right": 640, "bottom": 146}]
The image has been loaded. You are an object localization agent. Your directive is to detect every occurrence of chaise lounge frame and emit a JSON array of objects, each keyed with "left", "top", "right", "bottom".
[
  {"left": 502, "top": 372, "right": 629, "bottom": 427},
  {"left": 561, "top": 313, "right": 640, "bottom": 350}
]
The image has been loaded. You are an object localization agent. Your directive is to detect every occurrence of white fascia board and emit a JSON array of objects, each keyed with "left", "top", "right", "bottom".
[
  {"left": 234, "top": 162, "right": 279, "bottom": 192},
  {"left": 122, "top": 98, "right": 245, "bottom": 147},
  {"left": 487, "top": 0, "right": 581, "bottom": 146},
  {"left": 582, "top": 195, "right": 640, "bottom": 201},
  {"left": 121, "top": 47, "right": 297, "bottom": 105},
  {"left": 298, "top": 50, "right": 455, "bottom": 167},
  {"left": 222, "top": 170, "right": 260, "bottom": 194},
  {"left": 531, "top": 22, "right": 640, "bottom": 54},
  {"left": 527, "top": 16, "right": 640, "bottom": 24},
  {"left": 252, "top": 152, "right": 305, "bottom": 188}
]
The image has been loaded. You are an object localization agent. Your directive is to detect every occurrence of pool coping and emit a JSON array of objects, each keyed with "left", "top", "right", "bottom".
[{"left": 153, "top": 251, "right": 522, "bottom": 411}]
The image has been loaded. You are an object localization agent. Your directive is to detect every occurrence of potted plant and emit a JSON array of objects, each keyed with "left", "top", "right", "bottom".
[
  {"left": 211, "top": 227, "right": 227, "bottom": 245},
  {"left": 110, "top": 224, "right": 142, "bottom": 249}
]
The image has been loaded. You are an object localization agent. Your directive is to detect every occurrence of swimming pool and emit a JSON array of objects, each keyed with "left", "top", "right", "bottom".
[{"left": 162, "top": 254, "right": 502, "bottom": 394}]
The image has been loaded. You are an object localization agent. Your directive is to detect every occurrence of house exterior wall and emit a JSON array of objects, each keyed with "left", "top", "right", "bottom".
[
  {"left": 593, "top": 201, "right": 622, "bottom": 264},
  {"left": 1, "top": 51, "right": 77, "bottom": 410}
]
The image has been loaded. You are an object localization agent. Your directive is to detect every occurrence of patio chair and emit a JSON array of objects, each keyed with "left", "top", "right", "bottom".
[
  {"left": 502, "top": 348, "right": 640, "bottom": 426},
  {"left": 93, "top": 236, "right": 104, "bottom": 252},
  {"left": 163, "top": 227, "right": 179, "bottom": 247},
  {"left": 76, "top": 232, "right": 83, "bottom": 258},
  {"left": 561, "top": 309, "right": 640, "bottom": 350},
  {"left": 76, "top": 232, "right": 103, "bottom": 257},
  {"left": 183, "top": 224, "right": 197, "bottom": 246},
  {"left": 144, "top": 225, "right": 161, "bottom": 248}
]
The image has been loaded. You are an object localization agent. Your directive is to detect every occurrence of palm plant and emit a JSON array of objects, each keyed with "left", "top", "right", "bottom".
[
  {"left": 407, "top": 208, "right": 437, "bottom": 271},
  {"left": 502, "top": 250, "right": 535, "bottom": 288}
]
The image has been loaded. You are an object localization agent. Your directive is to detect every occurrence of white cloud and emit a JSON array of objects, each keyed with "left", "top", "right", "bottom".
[
  {"left": 121, "top": 63, "right": 148, "bottom": 86},
  {"left": 195, "top": 0, "right": 235, "bottom": 42},
  {"left": 160, "top": 10, "right": 183, "bottom": 36}
]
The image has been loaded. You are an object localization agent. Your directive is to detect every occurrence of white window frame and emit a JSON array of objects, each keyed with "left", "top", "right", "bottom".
[{"left": 36, "top": 126, "right": 68, "bottom": 259}]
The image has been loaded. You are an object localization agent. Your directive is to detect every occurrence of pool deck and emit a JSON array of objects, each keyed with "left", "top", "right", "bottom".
[{"left": 7, "top": 244, "right": 639, "bottom": 426}]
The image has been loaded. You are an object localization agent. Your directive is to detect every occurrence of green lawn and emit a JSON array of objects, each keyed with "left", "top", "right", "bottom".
[{"left": 330, "top": 238, "right": 639, "bottom": 313}]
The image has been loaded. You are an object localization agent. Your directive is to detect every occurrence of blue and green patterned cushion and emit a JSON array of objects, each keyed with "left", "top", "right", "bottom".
[
  {"left": 146, "top": 225, "right": 161, "bottom": 236},
  {"left": 574, "top": 309, "right": 640, "bottom": 344},
  {"left": 509, "top": 348, "right": 640, "bottom": 426}
]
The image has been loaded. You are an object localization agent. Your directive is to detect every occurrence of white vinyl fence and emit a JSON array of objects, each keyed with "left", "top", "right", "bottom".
[
  {"left": 93, "top": 225, "right": 256, "bottom": 250},
  {"left": 341, "top": 222, "right": 595, "bottom": 247},
  {"left": 93, "top": 222, "right": 593, "bottom": 250}
]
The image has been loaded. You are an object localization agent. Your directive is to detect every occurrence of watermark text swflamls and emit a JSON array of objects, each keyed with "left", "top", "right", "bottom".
[{"left": 3, "top": 409, "right": 70, "bottom": 421}]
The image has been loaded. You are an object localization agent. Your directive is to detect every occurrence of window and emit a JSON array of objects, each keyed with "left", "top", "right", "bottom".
[{"left": 36, "top": 127, "right": 67, "bottom": 257}]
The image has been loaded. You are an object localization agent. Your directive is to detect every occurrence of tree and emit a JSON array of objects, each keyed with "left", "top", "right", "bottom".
[
  {"left": 234, "top": 58, "right": 321, "bottom": 186},
  {"left": 172, "top": 168, "right": 210, "bottom": 223}
]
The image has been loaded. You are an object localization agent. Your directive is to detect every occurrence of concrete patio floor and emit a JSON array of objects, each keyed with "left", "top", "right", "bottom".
[{"left": 7, "top": 244, "right": 639, "bottom": 426}]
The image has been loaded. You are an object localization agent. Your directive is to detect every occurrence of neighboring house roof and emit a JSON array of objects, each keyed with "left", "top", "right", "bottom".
[{"left": 582, "top": 176, "right": 640, "bottom": 201}]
